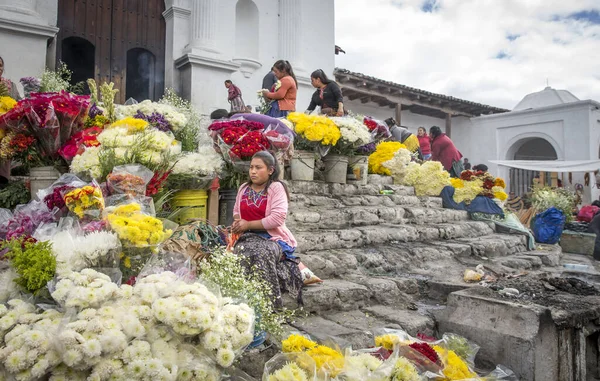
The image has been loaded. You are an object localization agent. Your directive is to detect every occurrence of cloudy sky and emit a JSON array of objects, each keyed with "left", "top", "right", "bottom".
[{"left": 334, "top": 0, "right": 600, "bottom": 109}]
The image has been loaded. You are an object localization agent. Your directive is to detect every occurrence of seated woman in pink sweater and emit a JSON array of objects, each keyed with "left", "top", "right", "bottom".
[{"left": 232, "top": 151, "right": 302, "bottom": 307}]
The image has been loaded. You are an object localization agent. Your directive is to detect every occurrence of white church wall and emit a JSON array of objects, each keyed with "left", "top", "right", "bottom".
[{"left": 0, "top": 0, "right": 58, "bottom": 95}]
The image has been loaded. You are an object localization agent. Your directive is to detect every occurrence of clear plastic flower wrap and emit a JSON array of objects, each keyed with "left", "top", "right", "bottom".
[
  {"left": 37, "top": 174, "right": 87, "bottom": 216},
  {"left": 103, "top": 194, "right": 156, "bottom": 216},
  {"left": 336, "top": 347, "right": 398, "bottom": 381},
  {"left": 0, "top": 201, "right": 57, "bottom": 241},
  {"left": 50, "top": 268, "right": 120, "bottom": 310},
  {"left": 106, "top": 164, "right": 154, "bottom": 197},
  {"left": 61, "top": 180, "right": 105, "bottom": 220},
  {"left": 138, "top": 250, "right": 196, "bottom": 283},
  {"left": 441, "top": 332, "right": 480, "bottom": 367},
  {"left": 263, "top": 352, "right": 318, "bottom": 381},
  {"left": 200, "top": 296, "right": 255, "bottom": 368},
  {"left": 263, "top": 123, "right": 294, "bottom": 152}
]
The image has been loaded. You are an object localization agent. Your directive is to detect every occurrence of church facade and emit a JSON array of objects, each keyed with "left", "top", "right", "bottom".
[{"left": 0, "top": 0, "right": 334, "bottom": 113}]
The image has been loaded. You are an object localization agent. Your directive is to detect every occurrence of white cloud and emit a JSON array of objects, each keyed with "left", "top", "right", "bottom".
[{"left": 335, "top": 0, "right": 600, "bottom": 109}]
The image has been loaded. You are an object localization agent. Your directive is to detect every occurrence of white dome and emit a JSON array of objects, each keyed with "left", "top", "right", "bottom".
[{"left": 513, "top": 86, "right": 579, "bottom": 111}]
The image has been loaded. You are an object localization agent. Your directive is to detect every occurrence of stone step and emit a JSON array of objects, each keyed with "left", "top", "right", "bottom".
[
  {"left": 290, "top": 192, "right": 443, "bottom": 210},
  {"left": 294, "top": 221, "right": 496, "bottom": 252},
  {"left": 288, "top": 205, "right": 468, "bottom": 230},
  {"left": 285, "top": 180, "right": 415, "bottom": 197}
]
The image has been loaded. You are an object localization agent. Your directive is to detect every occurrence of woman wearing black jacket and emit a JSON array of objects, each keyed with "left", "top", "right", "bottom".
[{"left": 306, "top": 69, "right": 345, "bottom": 116}]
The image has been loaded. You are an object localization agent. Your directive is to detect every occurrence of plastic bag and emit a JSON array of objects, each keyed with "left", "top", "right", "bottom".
[
  {"left": 337, "top": 347, "right": 397, "bottom": 381},
  {"left": 363, "top": 116, "right": 391, "bottom": 140},
  {"left": 263, "top": 123, "right": 294, "bottom": 151},
  {"left": 0, "top": 201, "right": 57, "bottom": 240},
  {"left": 441, "top": 333, "right": 480, "bottom": 367},
  {"left": 532, "top": 207, "right": 565, "bottom": 244},
  {"left": 137, "top": 250, "right": 196, "bottom": 283},
  {"left": 200, "top": 297, "right": 256, "bottom": 367},
  {"left": 62, "top": 180, "right": 105, "bottom": 220},
  {"left": 577, "top": 205, "right": 599, "bottom": 223},
  {"left": 104, "top": 194, "right": 156, "bottom": 216},
  {"left": 107, "top": 164, "right": 154, "bottom": 196},
  {"left": 262, "top": 352, "right": 318, "bottom": 381},
  {"left": 37, "top": 173, "right": 87, "bottom": 209}
]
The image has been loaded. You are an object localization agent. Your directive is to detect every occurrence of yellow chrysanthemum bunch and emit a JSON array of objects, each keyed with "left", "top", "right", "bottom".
[
  {"left": 453, "top": 178, "right": 483, "bottom": 204},
  {"left": 0, "top": 96, "right": 16, "bottom": 115},
  {"left": 267, "top": 362, "right": 310, "bottom": 381},
  {"left": 403, "top": 161, "right": 451, "bottom": 196},
  {"left": 450, "top": 178, "right": 464, "bottom": 188},
  {"left": 63, "top": 185, "right": 105, "bottom": 218},
  {"left": 306, "top": 345, "right": 344, "bottom": 377},
  {"left": 282, "top": 334, "right": 318, "bottom": 353},
  {"left": 494, "top": 177, "right": 506, "bottom": 188},
  {"left": 433, "top": 346, "right": 477, "bottom": 380},
  {"left": 369, "top": 142, "right": 406, "bottom": 175},
  {"left": 391, "top": 357, "right": 421, "bottom": 381},
  {"left": 107, "top": 203, "right": 173, "bottom": 247},
  {"left": 375, "top": 334, "right": 402, "bottom": 351},
  {"left": 108, "top": 117, "right": 149, "bottom": 133},
  {"left": 492, "top": 185, "right": 508, "bottom": 201},
  {"left": 287, "top": 112, "right": 341, "bottom": 146}
]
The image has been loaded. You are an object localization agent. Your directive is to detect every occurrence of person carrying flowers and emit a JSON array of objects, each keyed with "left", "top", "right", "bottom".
[
  {"left": 306, "top": 69, "right": 345, "bottom": 116},
  {"left": 262, "top": 60, "right": 297, "bottom": 118},
  {"left": 231, "top": 150, "right": 302, "bottom": 307},
  {"left": 430, "top": 125, "right": 464, "bottom": 177}
]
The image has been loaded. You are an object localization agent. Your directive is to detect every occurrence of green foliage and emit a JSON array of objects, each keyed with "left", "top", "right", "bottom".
[
  {"left": 2, "top": 239, "right": 56, "bottom": 294},
  {"left": 160, "top": 88, "right": 200, "bottom": 152},
  {"left": 87, "top": 78, "right": 99, "bottom": 105},
  {"left": 153, "top": 189, "right": 188, "bottom": 221},
  {"left": 219, "top": 162, "right": 247, "bottom": 190},
  {"left": 99, "top": 82, "right": 119, "bottom": 123},
  {"left": 200, "top": 247, "right": 294, "bottom": 335},
  {"left": 531, "top": 186, "right": 576, "bottom": 222},
  {"left": 0, "top": 181, "right": 30, "bottom": 210},
  {"left": 39, "top": 62, "right": 86, "bottom": 94}
]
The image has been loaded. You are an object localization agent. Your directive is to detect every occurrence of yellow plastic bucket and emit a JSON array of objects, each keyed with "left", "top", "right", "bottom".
[{"left": 171, "top": 189, "right": 208, "bottom": 224}]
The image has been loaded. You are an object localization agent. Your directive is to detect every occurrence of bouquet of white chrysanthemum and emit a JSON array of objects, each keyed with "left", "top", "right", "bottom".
[
  {"left": 152, "top": 281, "right": 220, "bottom": 336},
  {"left": 383, "top": 148, "right": 413, "bottom": 185},
  {"left": 132, "top": 271, "right": 179, "bottom": 305},
  {"left": 201, "top": 300, "right": 255, "bottom": 367},
  {"left": 336, "top": 350, "right": 397, "bottom": 381},
  {"left": 330, "top": 117, "right": 372, "bottom": 147},
  {"left": 72, "top": 231, "right": 121, "bottom": 269},
  {"left": 51, "top": 269, "right": 120, "bottom": 310},
  {"left": 0, "top": 302, "right": 63, "bottom": 381}
]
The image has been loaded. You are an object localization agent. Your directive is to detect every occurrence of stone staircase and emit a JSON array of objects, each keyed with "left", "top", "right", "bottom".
[{"left": 238, "top": 179, "right": 566, "bottom": 378}]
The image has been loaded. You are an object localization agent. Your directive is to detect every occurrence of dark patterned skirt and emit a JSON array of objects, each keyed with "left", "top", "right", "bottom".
[{"left": 234, "top": 233, "right": 302, "bottom": 308}]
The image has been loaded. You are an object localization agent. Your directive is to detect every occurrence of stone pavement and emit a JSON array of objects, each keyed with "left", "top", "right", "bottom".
[{"left": 238, "top": 179, "right": 600, "bottom": 380}]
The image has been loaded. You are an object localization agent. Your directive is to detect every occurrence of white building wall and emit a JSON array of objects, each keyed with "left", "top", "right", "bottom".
[
  {"left": 454, "top": 101, "right": 599, "bottom": 203},
  {"left": 0, "top": 0, "right": 58, "bottom": 95},
  {"left": 169, "top": 0, "right": 334, "bottom": 115}
]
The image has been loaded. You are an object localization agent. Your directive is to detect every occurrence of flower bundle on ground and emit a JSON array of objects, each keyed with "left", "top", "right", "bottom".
[
  {"left": 403, "top": 161, "right": 451, "bottom": 197},
  {"left": 369, "top": 142, "right": 406, "bottom": 175},
  {"left": 450, "top": 170, "right": 508, "bottom": 204},
  {"left": 531, "top": 186, "right": 576, "bottom": 222}
]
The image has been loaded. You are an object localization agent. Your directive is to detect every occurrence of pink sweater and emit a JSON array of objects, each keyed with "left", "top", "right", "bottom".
[{"left": 233, "top": 182, "right": 297, "bottom": 248}]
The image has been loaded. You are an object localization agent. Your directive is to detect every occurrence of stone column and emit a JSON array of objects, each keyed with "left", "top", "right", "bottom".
[
  {"left": 278, "top": 0, "right": 303, "bottom": 72},
  {"left": 189, "top": 0, "right": 219, "bottom": 53},
  {"left": 163, "top": 0, "right": 191, "bottom": 91}
]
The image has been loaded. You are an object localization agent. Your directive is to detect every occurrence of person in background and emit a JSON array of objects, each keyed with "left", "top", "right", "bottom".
[
  {"left": 473, "top": 164, "right": 488, "bottom": 172},
  {"left": 210, "top": 109, "right": 229, "bottom": 120},
  {"left": 417, "top": 127, "right": 432, "bottom": 160},
  {"left": 305, "top": 69, "right": 344, "bottom": 116},
  {"left": 262, "top": 70, "right": 278, "bottom": 92},
  {"left": 506, "top": 191, "right": 524, "bottom": 212},
  {"left": 225, "top": 80, "right": 245, "bottom": 113},
  {"left": 385, "top": 118, "right": 421, "bottom": 157},
  {"left": 232, "top": 151, "right": 302, "bottom": 307},
  {"left": 463, "top": 158, "right": 472, "bottom": 170},
  {"left": 430, "top": 125, "right": 463, "bottom": 177},
  {"left": 262, "top": 60, "right": 297, "bottom": 118}
]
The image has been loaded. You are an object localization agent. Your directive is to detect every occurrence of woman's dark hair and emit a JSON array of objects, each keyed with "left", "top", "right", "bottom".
[
  {"left": 247, "top": 150, "right": 290, "bottom": 200},
  {"left": 429, "top": 126, "right": 442, "bottom": 138},
  {"left": 310, "top": 69, "right": 331, "bottom": 85},
  {"left": 0, "top": 56, "right": 4, "bottom": 66},
  {"left": 273, "top": 60, "right": 297, "bottom": 88},
  {"left": 384, "top": 118, "right": 396, "bottom": 128},
  {"left": 418, "top": 126, "right": 426, "bottom": 133},
  {"left": 210, "top": 109, "right": 229, "bottom": 120},
  {"left": 473, "top": 164, "right": 489, "bottom": 172},
  {"left": 224, "top": 80, "right": 232, "bottom": 85}
]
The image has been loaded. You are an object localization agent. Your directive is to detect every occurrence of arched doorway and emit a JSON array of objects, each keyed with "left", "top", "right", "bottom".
[
  {"left": 61, "top": 37, "right": 95, "bottom": 92},
  {"left": 508, "top": 137, "right": 558, "bottom": 195},
  {"left": 57, "top": 0, "right": 165, "bottom": 103}
]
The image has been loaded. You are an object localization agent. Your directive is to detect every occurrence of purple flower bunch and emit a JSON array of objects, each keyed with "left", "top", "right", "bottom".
[
  {"left": 88, "top": 103, "right": 104, "bottom": 119},
  {"left": 133, "top": 110, "right": 171, "bottom": 132},
  {"left": 1, "top": 203, "right": 56, "bottom": 241},
  {"left": 357, "top": 142, "right": 377, "bottom": 155}
]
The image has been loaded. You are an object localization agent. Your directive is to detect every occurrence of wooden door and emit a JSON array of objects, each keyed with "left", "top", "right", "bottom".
[{"left": 57, "top": 0, "right": 165, "bottom": 103}]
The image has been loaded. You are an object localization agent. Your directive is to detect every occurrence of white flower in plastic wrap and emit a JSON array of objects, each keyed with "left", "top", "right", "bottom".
[
  {"left": 144, "top": 129, "right": 174, "bottom": 151},
  {"left": 0, "top": 268, "right": 20, "bottom": 303},
  {"left": 172, "top": 152, "right": 221, "bottom": 177},
  {"left": 72, "top": 231, "right": 121, "bottom": 266},
  {"left": 51, "top": 269, "right": 119, "bottom": 309},
  {"left": 70, "top": 146, "right": 102, "bottom": 179}
]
